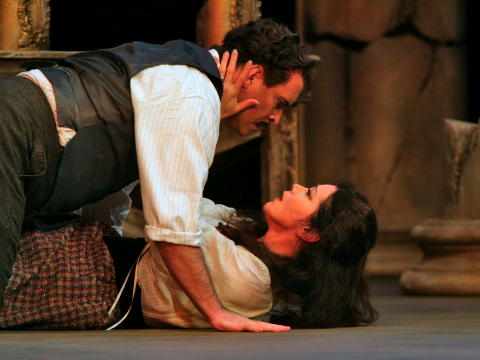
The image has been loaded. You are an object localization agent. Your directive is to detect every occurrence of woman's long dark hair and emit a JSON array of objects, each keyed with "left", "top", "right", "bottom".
[{"left": 217, "top": 182, "right": 379, "bottom": 328}]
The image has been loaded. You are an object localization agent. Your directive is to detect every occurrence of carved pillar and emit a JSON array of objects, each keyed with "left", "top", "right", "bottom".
[
  {"left": 197, "top": 0, "right": 262, "bottom": 49},
  {"left": 400, "top": 120, "right": 480, "bottom": 295},
  {"left": 261, "top": 108, "right": 300, "bottom": 202},
  {"left": 0, "top": 0, "right": 50, "bottom": 51},
  {"left": 0, "top": 0, "right": 58, "bottom": 79}
]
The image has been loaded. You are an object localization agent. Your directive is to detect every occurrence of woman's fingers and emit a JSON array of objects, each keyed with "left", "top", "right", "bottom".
[
  {"left": 234, "top": 59, "right": 252, "bottom": 85},
  {"left": 236, "top": 98, "right": 259, "bottom": 113},
  {"left": 219, "top": 51, "right": 229, "bottom": 80},
  {"left": 220, "top": 49, "right": 252, "bottom": 87},
  {"left": 219, "top": 51, "right": 258, "bottom": 119},
  {"left": 225, "top": 49, "right": 238, "bottom": 82}
]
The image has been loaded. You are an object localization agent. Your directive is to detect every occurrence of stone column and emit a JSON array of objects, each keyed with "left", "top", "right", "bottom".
[
  {"left": 261, "top": 107, "right": 300, "bottom": 203},
  {"left": 400, "top": 120, "right": 480, "bottom": 295},
  {"left": 303, "top": 0, "right": 467, "bottom": 275}
]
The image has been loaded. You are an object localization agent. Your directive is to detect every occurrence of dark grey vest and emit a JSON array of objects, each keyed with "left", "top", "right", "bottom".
[{"left": 38, "top": 40, "right": 222, "bottom": 215}]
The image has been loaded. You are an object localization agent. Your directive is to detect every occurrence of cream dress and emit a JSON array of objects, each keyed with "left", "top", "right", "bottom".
[{"left": 126, "top": 198, "right": 273, "bottom": 328}]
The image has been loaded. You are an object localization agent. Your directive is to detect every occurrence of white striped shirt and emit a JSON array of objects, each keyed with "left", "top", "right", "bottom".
[
  {"left": 20, "top": 50, "right": 221, "bottom": 247},
  {"left": 132, "top": 63, "right": 220, "bottom": 245}
]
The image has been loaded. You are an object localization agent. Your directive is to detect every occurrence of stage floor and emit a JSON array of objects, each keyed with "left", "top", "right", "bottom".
[{"left": 1, "top": 277, "right": 478, "bottom": 360}]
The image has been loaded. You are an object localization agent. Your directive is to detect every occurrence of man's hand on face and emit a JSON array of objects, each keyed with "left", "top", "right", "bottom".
[
  {"left": 208, "top": 309, "right": 291, "bottom": 332},
  {"left": 219, "top": 50, "right": 259, "bottom": 120}
]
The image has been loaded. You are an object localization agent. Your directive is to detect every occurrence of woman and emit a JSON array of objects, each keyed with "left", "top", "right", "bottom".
[
  {"left": 0, "top": 182, "right": 378, "bottom": 329},
  {"left": 136, "top": 181, "right": 378, "bottom": 329},
  {"left": 225, "top": 182, "right": 379, "bottom": 328}
]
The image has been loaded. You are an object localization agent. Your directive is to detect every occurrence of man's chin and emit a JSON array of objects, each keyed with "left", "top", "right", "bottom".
[
  {"left": 239, "top": 128, "right": 253, "bottom": 136},
  {"left": 225, "top": 120, "right": 257, "bottom": 136},
  {"left": 226, "top": 118, "right": 247, "bottom": 136},
  {"left": 231, "top": 126, "right": 252, "bottom": 136}
]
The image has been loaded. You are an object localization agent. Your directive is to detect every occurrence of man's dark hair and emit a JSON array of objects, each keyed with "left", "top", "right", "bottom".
[{"left": 214, "top": 18, "right": 316, "bottom": 87}]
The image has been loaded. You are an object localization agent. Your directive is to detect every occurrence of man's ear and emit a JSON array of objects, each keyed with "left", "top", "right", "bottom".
[
  {"left": 296, "top": 227, "right": 320, "bottom": 243},
  {"left": 241, "top": 64, "right": 264, "bottom": 89}
]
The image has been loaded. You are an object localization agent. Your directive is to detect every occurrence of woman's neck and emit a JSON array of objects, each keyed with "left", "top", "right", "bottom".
[{"left": 261, "top": 229, "right": 301, "bottom": 257}]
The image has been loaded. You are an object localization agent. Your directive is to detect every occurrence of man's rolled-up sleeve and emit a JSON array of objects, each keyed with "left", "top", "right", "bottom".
[{"left": 131, "top": 65, "right": 219, "bottom": 246}]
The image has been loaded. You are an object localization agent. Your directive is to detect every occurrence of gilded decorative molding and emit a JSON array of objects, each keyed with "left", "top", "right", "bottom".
[
  {"left": 229, "top": 0, "right": 261, "bottom": 28},
  {"left": 17, "top": 0, "right": 50, "bottom": 49}
]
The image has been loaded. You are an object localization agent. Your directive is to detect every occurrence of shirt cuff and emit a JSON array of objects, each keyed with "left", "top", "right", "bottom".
[{"left": 145, "top": 225, "right": 203, "bottom": 247}]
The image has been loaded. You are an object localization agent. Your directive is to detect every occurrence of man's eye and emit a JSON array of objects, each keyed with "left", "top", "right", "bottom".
[
  {"left": 277, "top": 100, "right": 289, "bottom": 110},
  {"left": 306, "top": 188, "right": 311, "bottom": 197}
]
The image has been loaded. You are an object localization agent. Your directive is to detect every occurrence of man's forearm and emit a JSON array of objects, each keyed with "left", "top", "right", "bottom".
[
  {"left": 155, "top": 242, "right": 290, "bottom": 332},
  {"left": 154, "top": 242, "right": 223, "bottom": 320}
]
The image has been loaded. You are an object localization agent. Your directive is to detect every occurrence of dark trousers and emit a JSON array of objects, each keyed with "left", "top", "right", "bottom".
[{"left": 0, "top": 76, "right": 61, "bottom": 309}]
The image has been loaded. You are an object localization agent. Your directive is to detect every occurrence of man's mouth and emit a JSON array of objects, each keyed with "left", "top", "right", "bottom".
[{"left": 255, "top": 122, "right": 269, "bottom": 129}]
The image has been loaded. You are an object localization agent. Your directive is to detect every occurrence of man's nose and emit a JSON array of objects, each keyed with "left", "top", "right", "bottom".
[{"left": 268, "top": 109, "right": 283, "bottom": 125}]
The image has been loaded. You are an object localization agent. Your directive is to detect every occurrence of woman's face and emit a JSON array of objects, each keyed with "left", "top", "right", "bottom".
[{"left": 261, "top": 184, "right": 337, "bottom": 256}]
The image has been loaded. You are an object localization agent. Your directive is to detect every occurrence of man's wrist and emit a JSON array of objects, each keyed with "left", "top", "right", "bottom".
[
  {"left": 204, "top": 306, "right": 230, "bottom": 322},
  {"left": 154, "top": 242, "right": 227, "bottom": 320}
]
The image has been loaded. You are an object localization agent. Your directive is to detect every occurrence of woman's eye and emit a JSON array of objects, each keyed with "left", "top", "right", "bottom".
[{"left": 306, "top": 188, "right": 311, "bottom": 197}]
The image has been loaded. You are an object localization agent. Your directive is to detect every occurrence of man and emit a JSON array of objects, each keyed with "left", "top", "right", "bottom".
[{"left": 0, "top": 18, "right": 314, "bottom": 331}]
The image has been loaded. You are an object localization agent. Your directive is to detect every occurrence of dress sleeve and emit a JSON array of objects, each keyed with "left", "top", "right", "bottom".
[
  {"left": 199, "top": 197, "right": 236, "bottom": 222},
  {"left": 131, "top": 65, "right": 219, "bottom": 246}
]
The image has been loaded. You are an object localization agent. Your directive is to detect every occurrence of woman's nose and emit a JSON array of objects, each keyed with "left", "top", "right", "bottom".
[{"left": 291, "top": 183, "right": 307, "bottom": 193}]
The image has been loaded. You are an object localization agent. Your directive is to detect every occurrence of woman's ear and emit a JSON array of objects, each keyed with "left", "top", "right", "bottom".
[
  {"left": 241, "top": 64, "right": 264, "bottom": 89},
  {"left": 296, "top": 227, "right": 320, "bottom": 243}
]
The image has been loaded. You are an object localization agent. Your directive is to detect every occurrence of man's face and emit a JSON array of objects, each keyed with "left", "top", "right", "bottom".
[{"left": 226, "top": 69, "right": 304, "bottom": 135}]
